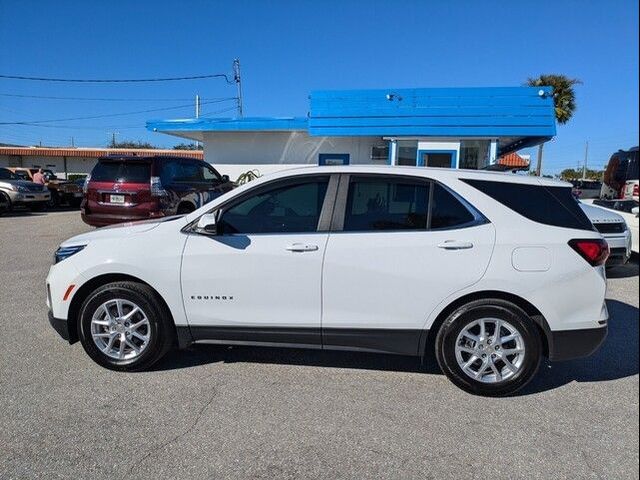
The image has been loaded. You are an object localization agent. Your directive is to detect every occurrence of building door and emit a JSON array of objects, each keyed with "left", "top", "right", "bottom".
[
  {"left": 319, "top": 153, "right": 350, "bottom": 166},
  {"left": 417, "top": 150, "right": 457, "bottom": 168}
]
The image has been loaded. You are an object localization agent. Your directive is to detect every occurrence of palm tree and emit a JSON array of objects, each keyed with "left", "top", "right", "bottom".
[{"left": 526, "top": 74, "right": 582, "bottom": 175}]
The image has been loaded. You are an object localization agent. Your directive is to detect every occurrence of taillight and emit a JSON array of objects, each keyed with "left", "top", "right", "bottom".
[
  {"left": 82, "top": 173, "right": 91, "bottom": 194},
  {"left": 633, "top": 184, "right": 639, "bottom": 197},
  {"left": 568, "top": 238, "right": 610, "bottom": 266},
  {"left": 150, "top": 176, "right": 167, "bottom": 197}
]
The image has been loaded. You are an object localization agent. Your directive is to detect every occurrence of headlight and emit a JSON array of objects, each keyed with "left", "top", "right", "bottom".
[{"left": 54, "top": 245, "right": 86, "bottom": 264}]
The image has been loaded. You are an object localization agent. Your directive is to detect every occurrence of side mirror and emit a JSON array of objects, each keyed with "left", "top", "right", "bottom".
[
  {"left": 632, "top": 206, "right": 639, "bottom": 216},
  {"left": 221, "top": 174, "right": 230, "bottom": 183},
  {"left": 194, "top": 213, "right": 218, "bottom": 235}
]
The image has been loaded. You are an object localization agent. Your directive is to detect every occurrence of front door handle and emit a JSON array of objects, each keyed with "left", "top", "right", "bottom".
[
  {"left": 286, "top": 243, "right": 319, "bottom": 252},
  {"left": 437, "top": 240, "right": 474, "bottom": 250}
]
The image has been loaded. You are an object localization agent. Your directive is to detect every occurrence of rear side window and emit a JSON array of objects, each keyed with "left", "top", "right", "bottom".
[
  {"left": 463, "top": 179, "right": 594, "bottom": 231},
  {"left": 431, "top": 183, "right": 476, "bottom": 229},
  {"left": 344, "top": 179, "right": 429, "bottom": 231},
  {"left": 91, "top": 161, "right": 151, "bottom": 183}
]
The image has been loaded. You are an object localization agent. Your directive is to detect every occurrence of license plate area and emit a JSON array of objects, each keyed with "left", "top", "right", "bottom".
[{"left": 109, "top": 194, "right": 125, "bottom": 204}]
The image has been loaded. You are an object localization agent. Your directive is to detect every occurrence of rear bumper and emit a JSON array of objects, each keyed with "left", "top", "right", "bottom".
[
  {"left": 48, "top": 311, "right": 76, "bottom": 344},
  {"left": 81, "top": 210, "right": 164, "bottom": 227},
  {"left": 548, "top": 325, "right": 608, "bottom": 361}
]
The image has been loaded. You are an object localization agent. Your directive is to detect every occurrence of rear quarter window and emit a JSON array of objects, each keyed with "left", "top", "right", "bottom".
[
  {"left": 462, "top": 179, "right": 594, "bottom": 231},
  {"left": 91, "top": 161, "right": 151, "bottom": 183}
]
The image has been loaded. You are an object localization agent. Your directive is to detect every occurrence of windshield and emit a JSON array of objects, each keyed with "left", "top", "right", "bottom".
[{"left": 0, "top": 168, "right": 17, "bottom": 180}]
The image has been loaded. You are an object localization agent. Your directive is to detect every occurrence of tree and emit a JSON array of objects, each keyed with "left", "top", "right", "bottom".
[
  {"left": 560, "top": 168, "right": 603, "bottom": 181},
  {"left": 173, "top": 143, "right": 203, "bottom": 151},
  {"left": 111, "top": 140, "right": 158, "bottom": 149},
  {"left": 526, "top": 74, "right": 582, "bottom": 176}
]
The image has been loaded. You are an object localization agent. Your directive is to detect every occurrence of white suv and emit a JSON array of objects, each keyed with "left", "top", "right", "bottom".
[{"left": 47, "top": 166, "right": 609, "bottom": 396}]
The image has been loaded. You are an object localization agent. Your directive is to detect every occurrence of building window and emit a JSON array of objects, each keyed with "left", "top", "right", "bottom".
[
  {"left": 370, "top": 144, "right": 389, "bottom": 164},
  {"left": 397, "top": 140, "right": 418, "bottom": 166},
  {"left": 459, "top": 140, "right": 490, "bottom": 169}
]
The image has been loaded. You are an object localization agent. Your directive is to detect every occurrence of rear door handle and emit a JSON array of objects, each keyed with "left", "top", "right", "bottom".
[
  {"left": 286, "top": 243, "right": 319, "bottom": 252},
  {"left": 437, "top": 240, "right": 474, "bottom": 250}
]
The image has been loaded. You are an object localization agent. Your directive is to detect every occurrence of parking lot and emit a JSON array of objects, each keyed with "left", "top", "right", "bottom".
[{"left": 0, "top": 210, "right": 638, "bottom": 479}]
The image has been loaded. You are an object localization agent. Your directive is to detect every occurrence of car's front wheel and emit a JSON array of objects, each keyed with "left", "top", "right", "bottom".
[
  {"left": 78, "top": 281, "right": 174, "bottom": 371},
  {"left": 435, "top": 299, "right": 542, "bottom": 397}
]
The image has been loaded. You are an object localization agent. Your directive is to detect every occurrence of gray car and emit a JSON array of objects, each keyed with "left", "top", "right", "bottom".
[{"left": 0, "top": 167, "right": 51, "bottom": 212}]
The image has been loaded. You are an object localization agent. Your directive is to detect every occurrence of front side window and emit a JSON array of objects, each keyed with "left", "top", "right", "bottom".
[
  {"left": 344, "top": 178, "right": 429, "bottom": 231},
  {"left": 220, "top": 178, "right": 329, "bottom": 234},
  {"left": 202, "top": 165, "right": 221, "bottom": 182}
]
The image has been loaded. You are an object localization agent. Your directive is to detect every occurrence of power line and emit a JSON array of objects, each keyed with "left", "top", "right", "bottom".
[
  {"left": 0, "top": 93, "right": 234, "bottom": 102},
  {"left": 0, "top": 98, "right": 237, "bottom": 125},
  {"left": 198, "top": 106, "right": 238, "bottom": 117},
  {"left": 0, "top": 73, "right": 234, "bottom": 83}
]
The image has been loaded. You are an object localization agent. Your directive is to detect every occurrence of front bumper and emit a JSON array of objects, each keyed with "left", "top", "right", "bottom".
[
  {"left": 48, "top": 311, "right": 76, "bottom": 344},
  {"left": 548, "top": 324, "right": 608, "bottom": 361},
  {"left": 5, "top": 189, "right": 51, "bottom": 205},
  {"left": 603, "top": 232, "right": 632, "bottom": 265}
]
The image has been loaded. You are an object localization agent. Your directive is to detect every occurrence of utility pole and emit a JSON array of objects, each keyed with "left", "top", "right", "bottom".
[
  {"left": 233, "top": 58, "right": 243, "bottom": 117},
  {"left": 535, "top": 142, "right": 544, "bottom": 176},
  {"left": 108, "top": 132, "right": 119, "bottom": 148},
  {"left": 70, "top": 136, "right": 75, "bottom": 148},
  {"left": 195, "top": 94, "right": 201, "bottom": 148},
  {"left": 582, "top": 141, "right": 589, "bottom": 179}
]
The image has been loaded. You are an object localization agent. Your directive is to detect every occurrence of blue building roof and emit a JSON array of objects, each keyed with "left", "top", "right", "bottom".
[
  {"left": 147, "top": 116, "right": 308, "bottom": 133},
  {"left": 147, "top": 87, "right": 556, "bottom": 154}
]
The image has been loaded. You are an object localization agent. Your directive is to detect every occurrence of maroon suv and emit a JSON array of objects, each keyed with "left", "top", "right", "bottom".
[{"left": 81, "top": 155, "right": 234, "bottom": 227}]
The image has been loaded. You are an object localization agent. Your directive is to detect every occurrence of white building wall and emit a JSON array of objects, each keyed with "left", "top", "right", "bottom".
[
  {"left": 203, "top": 131, "right": 384, "bottom": 180},
  {"left": 0, "top": 155, "right": 96, "bottom": 178}
]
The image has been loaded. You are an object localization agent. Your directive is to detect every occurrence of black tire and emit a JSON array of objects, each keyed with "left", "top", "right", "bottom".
[
  {"left": 48, "top": 190, "right": 60, "bottom": 208},
  {"left": 176, "top": 202, "right": 195, "bottom": 215},
  {"left": 435, "top": 299, "right": 542, "bottom": 397},
  {"left": 78, "top": 281, "right": 175, "bottom": 371},
  {"left": 69, "top": 197, "right": 83, "bottom": 208},
  {"left": 0, "top": 191, "right": 10, "bottom": 214}
]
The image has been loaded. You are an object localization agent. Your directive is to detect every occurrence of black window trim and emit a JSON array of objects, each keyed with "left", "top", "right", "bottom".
[
  {"left": 330, "top": 173, "right": 488, "bottom": 233},
  {"left": 185, "top": 173, "right": 339, "bottom": 236}
]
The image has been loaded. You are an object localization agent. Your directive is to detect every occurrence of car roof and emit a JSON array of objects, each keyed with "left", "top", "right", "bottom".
[
  {"left": 98, "top": 155, "right": 204, "bottom": 162},
  {"left": 259, "top": 165, "right": 571, "bottom": 188}
]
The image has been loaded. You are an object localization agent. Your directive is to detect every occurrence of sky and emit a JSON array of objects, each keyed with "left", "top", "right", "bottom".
[{"left": 0, "top": 0, "right": 638, "bottom": 175}]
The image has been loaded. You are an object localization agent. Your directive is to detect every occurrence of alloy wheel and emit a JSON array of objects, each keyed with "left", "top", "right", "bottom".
[
  {"left": 90, "top": 299, "right": 151, "bottom": 360},
  {"left": 454, "top": 317, "right": 526, "bottom": 383}
]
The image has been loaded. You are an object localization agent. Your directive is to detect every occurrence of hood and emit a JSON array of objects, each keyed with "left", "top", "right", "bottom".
[
  {"left": 580, "top": 202, "right": 625, "bottom": 224},
  {"left": 60, "top": 216, "right": 185, "bottom": 247},
  {"left": 0, "top": 179, "right": 43, "bottom": 188}
]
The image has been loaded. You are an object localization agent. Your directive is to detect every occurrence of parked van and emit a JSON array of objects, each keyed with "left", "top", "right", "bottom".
[{"left": 81, "top": 155, "right": 234, "bottom": 227}]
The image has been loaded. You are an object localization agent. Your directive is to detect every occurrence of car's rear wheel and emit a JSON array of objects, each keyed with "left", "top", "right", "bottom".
[
  {"left": 78, "top": 281, "right": 174, "bottom": 371},
  {"left": 435, "top": 299, "right": 542, "bottom": 397}
]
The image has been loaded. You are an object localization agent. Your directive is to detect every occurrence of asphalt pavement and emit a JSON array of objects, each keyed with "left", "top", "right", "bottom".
[{"left": 1, "top": 210, "right": 638, "bottom": 479}]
